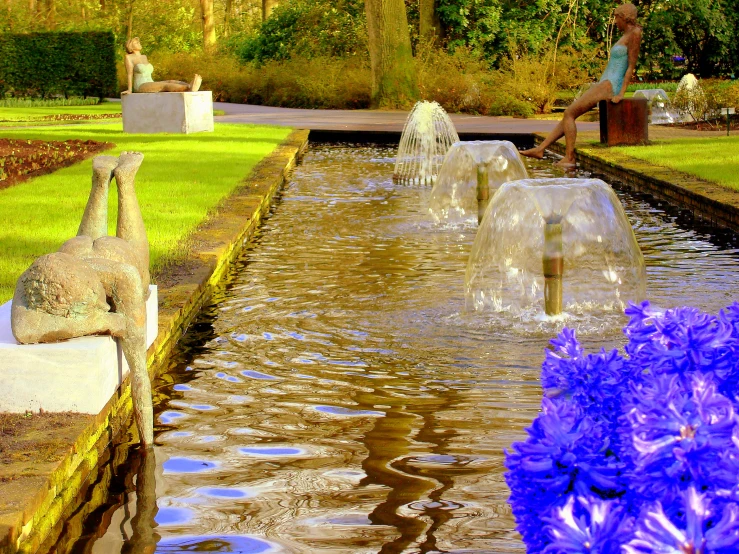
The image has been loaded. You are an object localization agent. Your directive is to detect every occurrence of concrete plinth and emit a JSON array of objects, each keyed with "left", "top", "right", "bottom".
[
  {"left": 122, "top": 91, "right": 214, "bottom": 134},
  {"left": 599, "top": 97, "right": 649, "bottom": 146},
  {"left": 0, "top": 286, "right": 158, "bottom": 414}
]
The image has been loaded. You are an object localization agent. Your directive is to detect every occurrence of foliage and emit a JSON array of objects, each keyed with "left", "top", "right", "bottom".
[
  {"left": 639, "top": 0, "right": 737, "bottom": 79},
  {"left": 0, "top": 32, "right": 116, "bottom": 98},
  {"left": 0, "top": 97, "right": 100, "bottom": 108},
  {"left": 626, "top": 82, "right": 679, "bottom": 93},
  {"left": 506, "top": 302, "right": 739, "bottom": 553},
  {"left": 0, "top": 121, "right": 291, "bottom": 303},
  {"left": 672, "top": 79, "right": 739, "bottom": 123},
  {"left": 145, "top": 52, "right": 372, "bottom": 109},
  {"left": 435, "top": 0, "right": 502, "bottom": 61},
  {"left": 231, "top": 0, "right": 367, "bottom": 64}
]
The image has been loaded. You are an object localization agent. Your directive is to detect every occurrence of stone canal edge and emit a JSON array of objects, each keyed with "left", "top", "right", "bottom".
[
  {"left": 541, "top": 134, "right": 739, "bottom": 233},
  {"left": 0, "top": 128, "right": 310, "bottom": 554}
]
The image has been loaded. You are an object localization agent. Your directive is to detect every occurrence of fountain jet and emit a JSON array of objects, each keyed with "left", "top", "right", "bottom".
[
  {"left": 428, "top": 141, "right": 528, "bottom": 225},
  {"left": 465, "top": 178, "right": 645, "bottom": 317},
  {"left": 394, "top": 101, "right": 459, "bottom": 185}
]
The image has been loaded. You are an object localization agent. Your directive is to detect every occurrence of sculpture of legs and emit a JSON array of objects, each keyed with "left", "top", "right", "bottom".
[
  {"left": 521, "top": 81, "right": 613, "bottom": 168},
  {"left": 77, "top": 156, "right": 118, "bottom": 239},
  {"left": 136, "top": 75, "right": 202, "bottom": 93}
]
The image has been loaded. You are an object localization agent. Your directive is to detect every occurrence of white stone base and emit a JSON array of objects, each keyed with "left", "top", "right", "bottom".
[
  {"left": 0, "top": 286, "right": 158, "bottom": 414},
  {"left": 122, "top": 91, "right": 214, "bottom": 134}
]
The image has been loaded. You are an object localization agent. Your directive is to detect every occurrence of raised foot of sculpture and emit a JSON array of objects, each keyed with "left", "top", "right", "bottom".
[
  {"left": 519, "top": 148, "right": 545, "bottom": 160},
  {"left": 190, "top": 74, "right": 202, "bottom": 92}
]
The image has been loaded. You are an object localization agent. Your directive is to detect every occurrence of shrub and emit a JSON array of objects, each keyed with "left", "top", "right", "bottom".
[
  {"left": 0, "top": 96, "right": 100, "bottom": 107},
  {"left": 0, "top": 32, "right": 116, "bottom": 99},
  {"left": 229, "top": 0, "right": 367, "bottom": 64},
  {"left": 505, "top": 301, "right": 739, "bottom": 553}
]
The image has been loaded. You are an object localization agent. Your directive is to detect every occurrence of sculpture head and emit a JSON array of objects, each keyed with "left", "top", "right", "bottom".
[
  {"left": 614, "top": 3, "right": 637, "bottom": 29},
  {"left": 125, "top": 37, "right": 142, "bottom": 54}
]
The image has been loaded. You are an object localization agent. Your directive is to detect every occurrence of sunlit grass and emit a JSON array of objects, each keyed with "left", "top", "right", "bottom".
[
  {"left": 614, "top": 136, "right": 739, "bottom": 192},
  {"left": 0, "top": 122, "right": 292, "bottom": 302},
  {"left": 0, "top": 102, "right": 122, "bottom": 121}
]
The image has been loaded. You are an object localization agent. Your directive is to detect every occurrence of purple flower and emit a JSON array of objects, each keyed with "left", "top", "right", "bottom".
[
  {"left": 623, "top": 488, "right": 739, "bottom": 554},
  {"left": 624, "top": 375, "right": 738, "bottom": 502},
  {"left": 542, "top": 494, "right": 631, "bottom": 554}
]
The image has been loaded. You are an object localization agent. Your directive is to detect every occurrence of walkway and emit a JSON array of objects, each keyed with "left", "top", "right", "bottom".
[{"left": 214, "top": 102, "right": 600, "bottom": 134}]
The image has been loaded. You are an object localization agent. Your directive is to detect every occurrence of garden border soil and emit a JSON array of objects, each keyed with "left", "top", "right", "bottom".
[
  {"left": 541, "top": 136, "right": 739, "bottom": 233},
  {"left": 0, "top": 128, "right": 309, "bottom": 554}
]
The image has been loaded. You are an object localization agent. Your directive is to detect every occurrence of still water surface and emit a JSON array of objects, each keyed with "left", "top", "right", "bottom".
[{"left": 59, "top": 144, "right": 739, "bottom": 553}]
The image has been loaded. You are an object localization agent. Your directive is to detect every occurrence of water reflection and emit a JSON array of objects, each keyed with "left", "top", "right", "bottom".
[{"left": 55, "top": 145, "right": 739, "bottom": 553}]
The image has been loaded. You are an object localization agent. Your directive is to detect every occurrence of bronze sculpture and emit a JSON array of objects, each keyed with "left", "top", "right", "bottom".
[
  {"left": 123, "top": 37, "right": 202, "bottom": 95},
  {"left": 12, "top": 152, "right": 154, "bottom": 447}
]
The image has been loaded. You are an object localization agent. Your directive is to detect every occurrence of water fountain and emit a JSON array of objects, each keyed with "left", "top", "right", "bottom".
[
  {"left": 394, "top": 101, "right": 459, "bottom": 185},
  {"left": 465, "top": 178, "right": 645, "bottom": 316},
  {"left": 633, "top": 89, "right": 678, "bottom": 125},
  {"left": 428, "top": 140, "right": 528, "bottom": 225}
]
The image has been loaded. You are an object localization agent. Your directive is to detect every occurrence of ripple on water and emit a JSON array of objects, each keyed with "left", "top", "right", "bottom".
[
  {"left": 155, "top": 507, "right": 194, "bottom": 526},
  {"left": 155, "top": 535, "right": 276, "bottom": 553},
  {"left": 198, "top": 486, "right": 255, "bottom": 499},
  {"left": 241, "top": 370, "right": 278, "bottom": 380},
  {"left": 239, "top": 446, "right": 306, "bottom": 457},
  {"left": 163, "top": 457, "right": 219, "bottom": 474},
  {"left": 158, "top": 411, "right": 186, "bottom": 425},
  {"left": 314, "top": 405, "right": 384, "bottom": 417}
]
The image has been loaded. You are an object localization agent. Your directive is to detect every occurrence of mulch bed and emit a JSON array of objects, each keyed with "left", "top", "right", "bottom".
[
  {"left": 0, "top": 412, "right": 92, "bottom": 472},
  {"left": 0, "top": 138, "right": 114, "bottom": 190}
]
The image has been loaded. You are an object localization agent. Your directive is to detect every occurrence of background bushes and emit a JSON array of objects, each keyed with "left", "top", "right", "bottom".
[{"left": 0, "top": 32, "right": 116, "bottom": 98}]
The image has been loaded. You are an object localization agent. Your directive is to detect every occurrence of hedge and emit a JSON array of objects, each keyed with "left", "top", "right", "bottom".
[{"left": 0, "top": 32, "right": 117, "bottom": 99}]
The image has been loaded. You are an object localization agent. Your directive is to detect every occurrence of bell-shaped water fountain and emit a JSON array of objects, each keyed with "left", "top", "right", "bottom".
[
  {"left": 428, "top": 140, "right": 528, "bottom": 225},
  {"left": 394, "top": 101, "right": 459, "bottom": 185},
  {"left": 465, "top": 178, "right": 645, "bottom": 317}
]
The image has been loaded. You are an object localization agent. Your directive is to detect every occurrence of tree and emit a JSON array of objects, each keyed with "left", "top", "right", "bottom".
[
  {"left": 200, "top": 0, "right": 216, "bottom": 52},
  {"left": 262, "top": 0, "right": 277, "bottom": 21},
  {"left": 419, "top": 0, "right": 440, "bottom": 41},
  {"left": 365, "top": 0, "right": 418, "bottom": 107}
]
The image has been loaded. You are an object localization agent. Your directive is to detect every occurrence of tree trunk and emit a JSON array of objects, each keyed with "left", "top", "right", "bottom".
[
  {"left": 365, "top": 0, "right": 419, "bottom": 108},
  {"left": 223, "top": 0, "right": 232, "bottom": 37},
  {"left": 200, "top": 0, "right": 216, "bottom": 53},
  {"left": 262, "top": 0, "right": 278, "bottom": 21},
  {"left": 125, "top": 0, "right": 134, "bottom": 42},
  {"left": 44, "top": 0, "right": 56, "bottom": 29},
  {"left": 419, "top": 0, "right": 440, "bottom": 42}
]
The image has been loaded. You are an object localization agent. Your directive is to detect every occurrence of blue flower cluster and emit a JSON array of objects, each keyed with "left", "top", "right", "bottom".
[{"left": 505, "top": 301, "right": 739, "bottom": 553}]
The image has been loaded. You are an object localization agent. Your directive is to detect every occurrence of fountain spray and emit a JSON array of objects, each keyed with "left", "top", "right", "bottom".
[
  {"left": 476, "top": 164, "right": 489, "bottom": 224},
  {"left": 543, "top": 218, "right": 563, "bottom": 315}
]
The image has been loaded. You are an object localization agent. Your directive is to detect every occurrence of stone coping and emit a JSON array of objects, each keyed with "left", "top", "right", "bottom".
[
  {"left": 540, "top": 135, "right": 739, "bottom": 233},
  {"left": 0, "top": 128, "right": 309, "bottom": 554}
]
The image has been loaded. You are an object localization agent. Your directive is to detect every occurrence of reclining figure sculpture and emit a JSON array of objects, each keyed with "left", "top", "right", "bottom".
[{"left": 11, "top": 152, "right": 154, "bottom": 447}]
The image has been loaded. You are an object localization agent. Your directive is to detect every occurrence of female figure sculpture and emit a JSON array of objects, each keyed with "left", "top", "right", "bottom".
[
  {"left": 123, "top": 37, "right": 202, "bottom": 95},
  {"left": 520, "top": 3, "right": 642, "bottom": 169},
  {"left": 11, "top": 152, "right": 154, "bottom": 447}
]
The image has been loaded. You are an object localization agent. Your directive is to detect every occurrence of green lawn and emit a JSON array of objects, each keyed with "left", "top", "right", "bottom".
[
  {"left": 0, "top": 102, "right": 122, "bottom": 122},
  {"left": 0, "top": 122, "right": 291, "bottom": 302},
  {"left": 613, "top": 136, "right": 739, "bottom": 192},
  {"left": 0, "top": 102, "right": 224, "bottom": 125}
]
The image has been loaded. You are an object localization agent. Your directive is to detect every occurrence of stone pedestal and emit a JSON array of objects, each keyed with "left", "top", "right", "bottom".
[
  {"left": 122, "top": 91, "right": 214, "bottom": 134},
  {"left": 599, "top": 97, "right": 649, "bottom": 146},
  {"left": 0, "top": 286, "right": 158, "bottom": 414}
]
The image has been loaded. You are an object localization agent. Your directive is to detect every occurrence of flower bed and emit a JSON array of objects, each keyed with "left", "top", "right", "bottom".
[{"left": 506, "top": 301, "right": 739, "bottom": 553}]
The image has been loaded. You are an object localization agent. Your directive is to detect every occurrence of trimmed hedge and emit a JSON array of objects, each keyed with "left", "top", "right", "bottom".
[{"left": 0, "top": 32, "right": 116, "bottom": 98}]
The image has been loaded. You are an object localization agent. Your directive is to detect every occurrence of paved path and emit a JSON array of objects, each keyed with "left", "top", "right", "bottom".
[{"left": 213, "top": 102, "right": 600, "bottom": 134}]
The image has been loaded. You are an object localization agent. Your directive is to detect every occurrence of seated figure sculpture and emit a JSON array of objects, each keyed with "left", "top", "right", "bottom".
[
  {"left": 11, "top": 152, "right": 154, "bottom": 447},
  {"left": 123, "top": 37, "right": 202, "bottom": 95}
]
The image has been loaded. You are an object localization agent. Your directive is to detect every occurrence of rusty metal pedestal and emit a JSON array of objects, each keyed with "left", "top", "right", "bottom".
[{"left": 599, "top": 97, "right": 649, "bottom": 146}]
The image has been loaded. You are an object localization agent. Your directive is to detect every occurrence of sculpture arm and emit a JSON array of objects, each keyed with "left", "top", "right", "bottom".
[
  {"left": 11, "top": 291, "right": 125, "bottom": 344},
  {"left": 124, "top": 55, "right": 134, "bottom": 94}
]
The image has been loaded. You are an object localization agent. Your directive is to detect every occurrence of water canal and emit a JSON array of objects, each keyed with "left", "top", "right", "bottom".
[{"left": 55, "top": 143, "right": 739, "bottom": 553}]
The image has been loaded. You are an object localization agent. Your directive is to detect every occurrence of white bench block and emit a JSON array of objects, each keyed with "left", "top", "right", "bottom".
[
  {"left": 0, "top": 286, "right": 158, "bottom": 414},
  {"left": 122, "top": 91, "right": 214, "bottom": 134}
]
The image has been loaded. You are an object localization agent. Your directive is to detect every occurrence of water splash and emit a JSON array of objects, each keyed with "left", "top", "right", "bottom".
[
  {"left": 394, "top": 101, "right": 459, "bottom": 185},
  {"left": 429, "top": 140, "right": 528, "bottom": 225},
  {"left": 465, "top": 178, "right": 646, "bottom": 315}
]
